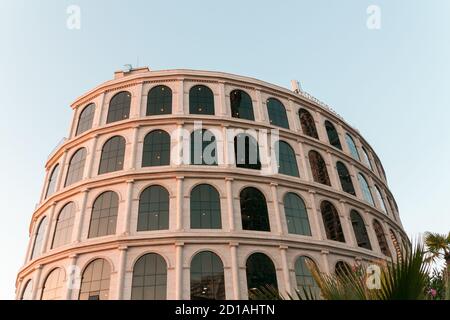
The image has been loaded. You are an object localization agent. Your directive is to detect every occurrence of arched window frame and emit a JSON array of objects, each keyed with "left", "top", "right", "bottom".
[
  {"left": 374, "top": 185, "right": 388, "bottom": 214},
  {"left": 276, "top": 141, "right": 299, "bottom": 177},
  {"left": 79, "top": 259, "right": 111, "bottom": 300},
  {"left": 361, "top": 147, "right": 373, "bottom": 170},
  {"left": 345, "top": 133, "right": 360, "bottom": 161},
  {"left": 373, "top": 220, "right": 391, "bottom": 257},
  {"left": 357, "top": 173, "right": 375, "bottom": 206},
  {"left": 137, "top": 185, "right": 169, "bottom": 231},
  {"left": 88, "top": 191, "right": 119, "bottom": 238},
  {"left": 230, "top": 89, "right": 254, "bottom": 120},
  {"left": 295, "top": 256, "right": 320, "bottom": 298},
  {"left": 65, "top": 148, "right": 87, "bottom": 187},
  {"left": 45, "top": 164, "right": 60, "bottom": 199},
  {"left": 283, "top": 193, "right": 311, "bottom": 236},
  {"left": 20, "top": 280, "right": 33, "bottom": 300},
  {"left": 51, "top": 202, "right": 76, "bottom": 249},
  {"left": 131, "top": 253, "right": 167, "bottom": 300},
  {"left": 190, "top": 184, "right": 222, "bottom": 229},
  {"left": 41, "top": 268, "right": 65, "bottom": 300},
  {"left": 308, "top": 150, "right": 331, "bottom": 186},
  {"left": 30, "top": 216, "right": 48, "bottom": 260},
  {"left": 190, "top": 251, "right": 225, "bottom": 300},
  {"left": 106, "top": 91, "right": 131, "bottom": 124},
  {"left": 336, "top": 161, "right": 356, "bottom": 195},
  {"left": 324, "top": 120, "right": 342, "bottom": 150},
  {"left": 299, "top": 108, "right": 319, "bottom": 139},
  {"left": 98, "top": 136, "right": 126, "bottom": 174},
  {"left": 246, "top": 253, "right": 278, "bottom": 299},
  {"left": 189, "top": 85, "right": 215, "bottom": 115},
  {"left": 320, "top": 201, "right": 345, "bottom": 243},
  {"left": 142, "top": 130, "right": 171, "bottom": 167},
  {"left": 146, "top": 85, "right": 172, "bottom": 116},
  {"left": 350, "top": 210, "right": 372, "bottom": 250},
  {"left": 240, "top": 187, "right": 270, "bottom": 232},
  {"left": 76, "top": 103, "right": 95, "bottom": 136},
  {"left": 267, "top": 98, "right": 289, "bottom": 129}
]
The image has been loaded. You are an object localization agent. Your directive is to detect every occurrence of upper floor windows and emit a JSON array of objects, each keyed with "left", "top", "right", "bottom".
[
  {"left": 374, "top": 185, "right": 388, "bottom": 214},
  {"left": 325, "top": 120, "right": 342, "bottom": 150},
  {"left": 20, "top": 280, "right": 33, "bottom": 300},
  {"left": 361, "top": 147, "right": 373, "bottom": 170},
  {"left": 131, "top": 253, "right": 167, "bottom": 300},
  {"left": 65, "top": 148, "right": 87, "bottom": 187},
  {"left": 106, "top": 91, "right": 131, "bottom": 124},
  {"left": 51, "top": 202, "right": 75, "bottom": 249},
  {"left": 320, "top": 201, "right": 345, "bottom": 243},
  {"left": 98, "top": 136, "right": 126, "bottom": 174},
  {"left": 190, "top": 85, "right": 214, "bottom": 115},
  {"left": 336, "top": 161, "right": 355, "bottom": 195},
  {"left": 234, "top": 134, "right": 261, "bottom": 170},
  {"left": 373, "top": 220, "right": 391, "bottom": 257},
  {"left": 45, "top": 164, "right": 59, "bottom": 199},
  {"left": 137, "top": 185, "right": 169, "bottom": 231},
  {"left": 299, "top": 109, "right": 319, "bottom": 139},
  {"left": 79, "top": 259, "right": 111, "bottom": 300},
  {"left": 147, "top": 85, "right": 172, "bottom": 116},
  {"left": 309, "top": 150, "right": 330, "bottom": 186},
  {"left": 267, "top": 98, "right": 289, "bottom": 129},
  {"left": 190, "top": 129, "right": 217, "bottom": 166},
  {"left": 190, "top": 251, "right": 225, "bottom": 300},
  {"left": 295, "top": 256, "right": 320, "bottom": 298},
  {"left": 41, "top": 268, "right": 64, "bottom": 300},
  {"left": 276, "top": 141, "right": 299, "bottom": 177},
  {"left": 88, "top": 191, "right": 118, "bottom": 238},
  {"left": 357, "top": 173, "right": 375, "bottom": 206},
  {"left": 142, "top": 130, "right": 171, "bottom": 167},
  {"left": 283, "top": 193, "right": 311, "bottom": 236},
  {"left": 30, "top": 216, "right": 48, "bottom": 260},
  {"left": 246, "top": 253, "right": 278, "bottom": 299},
  {"left": 230, "top": 89, "right": 254, "bottom": 121},
  {"left": 345, "top": 133, "right": 360, "bottom": 161},
  {"left": 350, "top": 210, "right": 372, "bottom": 250},
  {"left": 76, "top": 103, "right": 95, "bottom": 136},
  {"left": 240, "top": 187, "right": 270, "bottom": 232},
  {"left": 190, "top": 184, "right": 222, "bottom": 229}
]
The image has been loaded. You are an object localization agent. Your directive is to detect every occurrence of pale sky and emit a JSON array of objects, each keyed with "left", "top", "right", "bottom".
[{"left": 1, "top": 0, "right": 449, "bottom": 299}]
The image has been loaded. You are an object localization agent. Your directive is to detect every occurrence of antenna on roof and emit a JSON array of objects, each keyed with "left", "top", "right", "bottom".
[{"left": 291, "top": 80, "right": 302, "bottom": 93}]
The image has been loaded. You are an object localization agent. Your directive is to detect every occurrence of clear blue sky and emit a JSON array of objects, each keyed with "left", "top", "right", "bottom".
[{"left": 0, "top": 0, "right": 449, "bottom": 299}]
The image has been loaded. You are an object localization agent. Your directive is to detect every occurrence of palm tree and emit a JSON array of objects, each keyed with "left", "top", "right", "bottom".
[{"left": 424, "top": 231, "right": 450, "bottom": 299}]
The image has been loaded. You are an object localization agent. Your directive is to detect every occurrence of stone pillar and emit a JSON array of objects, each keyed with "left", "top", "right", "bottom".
[
  {"left": 270, "top": 183, "right": 283, "bottom": 234},
  {"left": 230, "top": 243, "right": 240, "bottom": 300},
  {"left": 349, "top": 164, "right": 363, "bottom": 199},
  {"left": 94, "top": 92, "right": 106, "bottom": 127},
  {"left": 339, "top": 200, "right": 356, "bottom": 247},
  {"left": 225, "top": 178, "right": 235, "bottom": 231},
  {"left": 129, "top": 126, "right": 140, "bottom": 170},
  {"left": 326, "top": 151, "right": 339, "bottom": 189},
  {"left": 130, "top": 83, "right": 143, "bottom": 119},
  {"left": 320, "top": 250, "right": 330, "bottom": 274},
  {"left": 176, "top": 177, "right": 184, "bottom": 231},
  {"left": 65, "top": 254, "right": 79, "bottom": 300},
  {"left": 288, "top": 99, "right": 299, "bottom": 132},
  {"left": 122, "top": 180, "right": 135, "bottom": 235},
  {"left": 55, "top": 150, "right": 68, "bottom": 192},
  {"left": 218, "top": 81, "right": 227, "bottom": 116},
  {"left": 314, "top": 111, "right": 328, "bottom": 143},
  {"left": 74, "top": 188, "right": 89, "bottom": 242},
  {"left": 254, "top": 89, "right": 266, "bottom": 122},
  {"left": 42, "top": 202, "right": 57, "bottom": 253},
  {"left": 280, "top": 246, "right": 292, "bottom": 295},
  {"left": 31, "top": 265, "right": 43, "bottom": 300},
  {"left": 308, "top": 191, "right": 324, "bottom": 240},
  {"left": 116, "top": 246, "right": 128, "bottom": 300},
  {"left": 176, "top": 80, "right": 185, "bottom": 115},
  {"left": 297, "top": 140, "right": 310, "bottom": 181},
  {"left": 175, "top": 242, "right": 184, "bottom": 300},
  {"left": 85, "top": 135, "right": 99, "bottom": 179}
]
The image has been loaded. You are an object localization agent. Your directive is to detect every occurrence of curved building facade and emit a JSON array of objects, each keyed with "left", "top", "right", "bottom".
[{"left": 16, "top": 67, "right": 407, "bottom": 300}]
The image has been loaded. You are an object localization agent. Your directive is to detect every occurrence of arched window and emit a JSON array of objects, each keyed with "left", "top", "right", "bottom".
[
  {"left": 137, "top": 185, "right": 169, "bottom": 231},
  {"left": 275, "top": 141, "right": 299, "bottom": 177},
  {"left": 65, "top": 148, "right": 87, "bottom": 187},
  {"left": 131, "top": 253, "right": 167, "bottom": 300},
  {"left": 335, "top": 261, "right": 352, "bottom": 278},
  {"left": 361, "top": 147, "right": 373, "bottom": 170},
  {"left": 41, "top": 268, "right": 65, "bottom": 300},
  {"left": 30, "top": 217, "right": 48, "bottom": 260},
  {"left": 345, "top": 134, "right": 360, "bottom": 160},
  {"left": 51, "top": 202, "right": 75, "bottom": 249},
  {"left": 309, "top": 150, "right": 330, "bottom": 186},
  {"left": 20, "top": 280, "right": 33, "bottom": 300},
  {"left": 373, "top": 220, "right": 391, "bottom": 257},
  {"left": 189, "top": 85, "right": 214, "bottom": 115},
  {"left": 374, "top": 185, "right": 387, "bottom": 214},
  {"left": 357, "top": 173, "right": 374, "bottom": 205},
  {"left": 299, "top": 109, "right": 319, "bottom": 139},
  {"left": 106, "top": 91, "right": 131, "bottom": 124},
  {"left": 246, "top": 253, "right": 278, "bottom": 298},
  {"left": 147, "top": 85, "right": 172, "bottom": 116},
  {"left": 325, "top": 120, "right": 342, "bottom": 150},
  {"left": 142, "top": 130, "right": 171, "bottom": 167},
  {"left": 98, "top": 136, "right": 126, "bottom": 174},
  {"left": 76, "top": 103, "right": 95, "bottom": 136},
  {"left": 336, "top": 161, "right": 355, "bottom": 195},
  {"left": 390, "top": 229, "right": 402, "bottom": 259},
  {"left": 234, "top": 134, "right": 261, "bottom": 170},
  {"left": 267, "top": 98, "right": 289, "bottom": 129},
  {"left": 240, "top": 187, "right": 270, "bottom": 232},
  {"left": 88, "top": 191, "right": 118, "bottom": 238},
  {"left": 45, "top": 164, "right": 59, "bottom": 199},
  {"left": 79, "top": 259, "right": 111, "bottom": 300},
  {"left": 190, "top": 129, "right": 217, "bottom": 165},
  {"left": 190, "top": 184, "right": 221, "bottom": 229},
  {"left": 190, "top": 251, "right": 225, "bottom": 300},
  {"left": 350, "top": 210, "right": 372, "bottom": 250},
  {"left": 295, "top": 256, "right": 320, "bottom": 297},
  {"left": 284, "top": 193, "right": 311, "bottom": 236},
  {"left": 230, "top": 89, "right": 254, "bottom": 120},
  {"left": 320, "top": 201, "right": 345, "bottom": 243}
]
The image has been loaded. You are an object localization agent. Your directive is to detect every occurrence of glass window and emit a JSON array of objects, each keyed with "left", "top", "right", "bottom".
[
  {"left": 373, "top": 220, "right": 391, "bottom": 257},
  {"left": 131, "top": 253, "right": 167, "bottom": 300},
  {"left": 390, "top": 229, "right": 402, "bottom": 258},
  {"left": 79, "top": 259, "right": 111, "bottom": 300},
  {"left": 190, "top": 129, "right": 217, "bottom": 166},
  {"left": 246, "top": 253, "right": 278, "bottom": 299},
  {"left": 30, "top": 217, "right": 48, "bottom": 260},
  {"left": 358, "top": 173, "right": 375, "bottom": 206},
  {"left": 320, "top": 201, "right": 345, "bottom": 243},
  {"left": 276, "top": 141, "right": 299, "bottom": 177},
  {"left": 76, "top": 103, "right": 95, "bottom": 136},
  {"left": 345, "top": 134, "right": 360, "bottom": 160},
  {"left": 142, "top": 130, "right": 170, "bottom": 167},
  {"left": 336, "top": 161, "right": 355, "bottom": 195},
  {"left": 267, "top": 98, "right": 289, "bottom": 129},
  {"left": 284, "top": 193, "right": 311, "bottom": 236},
  {"left": 190, "top": 251, "right": 225, "bottom": 300},
  {"left": 361, "top": 147, "right": 373, "bottom": 170},
  {"left": 137, "top": 185, "right": 169, "bottom": 231},
  {"left": 20, "top": 280, "right": 33, "bottom": 300},
  {"left": 335, "top": 261, "right": 352, "bottom": 278},
  {"left": 299, "top": 109, "right": 318, "bottom": 139},
  {"left": 350, "top": 210, "right": 372, "bottom": 250},
  {"left": 45, "top": 164, "right": 59, "bottom": 199},
  {"left": 41, "top": 268, "right": 65, "bottom": 300},
  {"left": 51, "top": 202, "right": 75, "bottom": 249},
  {"left": 98, "top": 136, "right": 126, "bottom": 174},
  {"left": 309, "top": 150, "right": 331, "bottom": 186},
  {"left": 65, "top": 148, "right": 87, "bottom": 187},
  {"left": 234, "top": 134, "right": 260, "bottom": 170},
  {"left": 189, "top": 85, "right": 214, "bottom": 115},
  {"left": 190, "top": 184, "right": 222, "bottom": 229},
  {"left": 295, "top": 256, "right": 320, "bottom": 298},
  {"left": 230, "top": 90, "right": 254, "bottom": 120},
  {"left": 147, "top": 85, "right": 172, "bottom": 116},
  {"left": 374, "top": 186, "right": 387, "bottom": 214},
  {"left": 106, "top": 91, "right": 131, "bottom": 124},
  {"left": 240, "top": 187, "right": 270, "bottom": 232},
  {"left": 88, "top": 191, "right": 118, "bottom": 238},
  {"left": 325, "top": 121, "right": 342, "bottom": 150}
]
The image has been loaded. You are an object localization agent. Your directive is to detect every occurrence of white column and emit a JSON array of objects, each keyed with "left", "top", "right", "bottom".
[
  {"left": 225, "top": 178, "right": 235, "bottom": 231},
  {"left": 270, "top": 183, "right": 283, "bottom": 234},
  {"left": 42, "top": 203, "right": 57, "bottom": 253},
  {"left": 65, "top": 254, "right": 78, "bottom": 300},
  {"left": 116, "top": 246, "right": 128, "bottom": 300},
  {"left": 320, "top": 250, "right": 330, "bottom": 274},
  {"left": 280, "top": 246, "right": 292, "bottom": 296},
  {"left": 339, "top": 200, "right": 356, "bottom": 247},
  {"left": 74, "top": 188, "right": 89, "bottom": 242},
  {"left": 129, "top": 126, "right": 140, "bottom": 170},
  {"left": 31, "top": 265, "right": 43, "bottom": 300},
  {"left": 69, "top": 107, "right": 81, "bottom": 139},
  {"left": 55, "top": 150, "right": 68, "bottom": 192},
  {"left": 289, "top": 99, "right": 300, "bottom": 132},
  {"left": 218, "top": 81, "right": 227, "bottom": 116},
  {"left": 176, "top": 80, "right": 185, "bottom": 115},
  {"left": 130, "top": 83, "right": 143, "bottom": 119},
  {"left": 229, "top": 243, "right": 240, "bottom": 300},
  {"left": 94, "top": 92, "right": 106, "bottom": 127},
  {"left": 122, "top": 180, "right": 135, "bottom": 235},
  {"left": 314, "top": 111, "right": 328, "bottom": 143},
  {"left": 86, "top": 135, "right": 99, "bottom": 179},
  {"left": 308, "top": 191, "right": 324, "bottom": 240},
  {"left": 326, "top": 151, "right": 339, "bottom": 189},
  {"left": 297, "top": 140, "right": 310, "bottom": 181},
  {"left": 175, "top": 242, "right": 184, "bottom": 300},
  {"left": 176, "top": 177, "right": 184, "bottom": 231},
  {"left": 254, "top": 89, "right": 266, "bottom": 122}
]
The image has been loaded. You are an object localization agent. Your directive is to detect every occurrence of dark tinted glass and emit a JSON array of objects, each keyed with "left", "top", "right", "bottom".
[
  {"left": 267, "top": 98, "right": 289, "bottom": 129},
  {"left": 147, "top": 85, "right": 172, "bottom": 116},
  {"left": 335, "top": 261, "right": 352, "bottom": 278},
  {"left": 345, "top": 134, "right": 360, "bottom": 160},
  {"left": 325, "top": 120, "right": 342, "bottom": 150},
  {"left": 88, "top": 191, "right": 118, "bottom": 238},
  {"left": 373, "top": 220, "right": 391, "bottom": 257},
  {"left": 358, "top": 173, "right": 375, "bottom": 205},
  {"left": 309, "top": 151, "right": 331, "bottom": 186},
  {"left": 106, "top": 91, "right": 131, "bottom": 124},
  {"left": 137, "top": 185, "right": 169, "bottom": 231},
  {"left": 190, "top": 184, "right": 222, "bottom": 229},
  {"left": 31, "top": 217, "right": 48, "bottom": 260},
  {"left": 190, "top": 251, "right": 225, "bottom": 300},
  {"left": 374, "top": 186, "right": 388, "bottom": 214},
  {"left": 190, "top": 130, "right": 217, "bottom": 165},
  {"left": 295, "top": 257, "right": 320, "bottom": 298},
  {"left": 79, "top": 259, "right": 111, "bottom": 300},
  {"left": 189, "top": 85, "right": 214, "bottom": 115},
  {"left": 246, "top": 253, "right": 278, "bottom": 299},
  {"left": 98, "top": 136, "right": 126, "bottom": 174},
  {"left": 320, "top": 201, "right": 345, "bottom": 243},
  {"left": 336, "top": 161, "right": 355, "bottom": 195},
  {"left": 284, "top": 193, "right": 311, "bottom": 236},
  {"left": 41, "top": 268, "right": 64, "bottom": 300},
  {"left": 276, "top": 141, "right": 299, "bottom": 177},
  {"left": 45, "top": 164, "right": 59, "bottom": 199},
  {"left": 142, "top": 130, "right": 170, "bottom": 167},
  {"left": 230, "top": 90, "right": 254, "bottom": 120},
  {"left": 240, "top": 187, "right": 270, "bottom": 232},
  {"left": 234, "top": 134, "right": 261, "bottom": 170},
  {"left": 299, "top": 109, "right": 319, "bottom": 139},
  {"left": 350, "top": 210, "right": 372, "bottom": 250},
  {"left": 65, "top": 148, "right": 87, "bottom": 187},
  {"left": 76, "top": 103, "right": 95, "bottom": 135},
  {"left": 131, "top": 254, "right": 167, "bottom": 300},
  {"left": 51, "top": 202, "right": 75, "bottom": 249}
]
